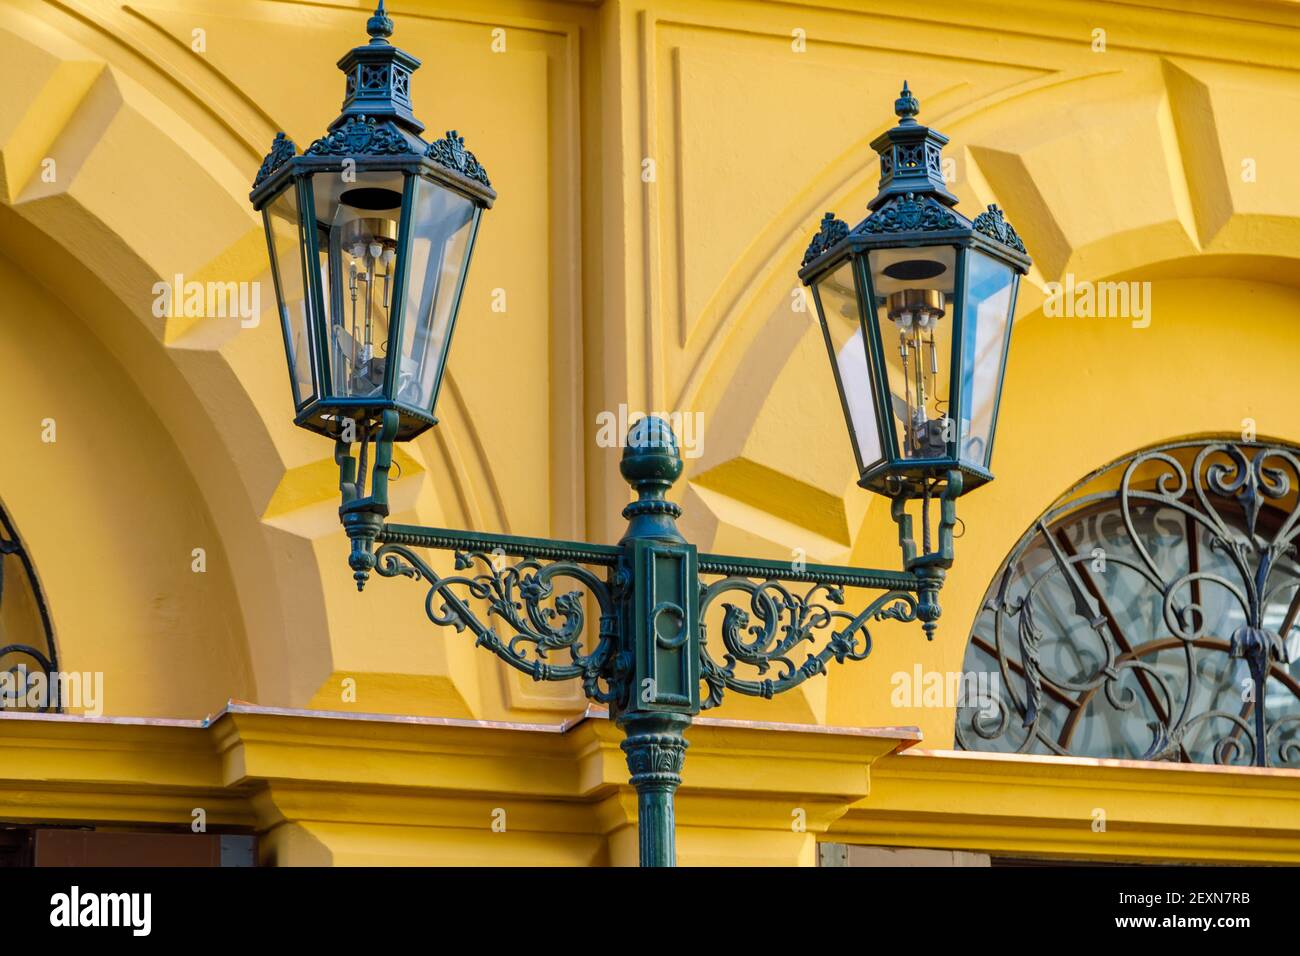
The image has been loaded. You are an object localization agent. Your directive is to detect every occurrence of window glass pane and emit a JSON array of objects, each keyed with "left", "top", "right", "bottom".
[
  {"left": 312, "top": 170, "right": 405, "bottom": 401},
  {"left": 868, "top": 246, "right": 956, "bottom": 460},
  {"left": 958, "top": 251, "right": 1015, "bottom": 468},
  {"left": 813, "top": 261, "right": 882, "bottom": 471},
  {"left": 395, "top": 179, "right": 478, "bottom": 412},
  {"left": 264, "top": 187, "right": 316, "bottom": 407}
]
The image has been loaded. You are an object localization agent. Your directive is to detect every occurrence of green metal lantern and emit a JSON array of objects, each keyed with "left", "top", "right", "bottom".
[
  {"left": 799, "top": 83, "right": 1030, "bottom": 497},
  {"left": 249, "top": 1, "right": 495, "bottom": 441}
]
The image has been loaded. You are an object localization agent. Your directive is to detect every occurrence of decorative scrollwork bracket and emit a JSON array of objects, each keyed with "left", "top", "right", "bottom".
[{"left": 333, "top": 414, "right": 959, "bottom": 864}]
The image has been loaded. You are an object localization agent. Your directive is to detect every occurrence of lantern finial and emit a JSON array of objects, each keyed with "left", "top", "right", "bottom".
[
  {"left": 367, "top": 1, "right": 394, "bottom": 43},
  {"left": 895, "top": 81, "right": 919, "bottom": 122},
  {"left": 867, "top": 83, "right": 957, "bottom": 210},
  {"left": 332, "top": 0, "right": 423, "bottom": 133}
]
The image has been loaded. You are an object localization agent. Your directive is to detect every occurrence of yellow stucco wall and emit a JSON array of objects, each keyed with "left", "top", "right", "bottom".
[{"left": 3, "top": 0, "right": 1300, "bottom": 864}]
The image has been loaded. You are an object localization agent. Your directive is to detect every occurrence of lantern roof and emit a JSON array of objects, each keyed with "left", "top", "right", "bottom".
[
  {"left": 868, "top": 81, "right": 959, "bottom": 211},
  {"left": 333, "top": 0, "right": 424, "bottom": 136},
  {"left": 248, "top": 1, "right": 496, "bottom": 210},
  {"left": 798, "top": 84, "right": 1030, "bottom": 281}
]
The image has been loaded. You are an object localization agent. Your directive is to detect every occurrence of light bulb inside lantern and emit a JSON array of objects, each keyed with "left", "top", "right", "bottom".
[{"left": 887, "top": 288, "right": 948, "bottom": 458}]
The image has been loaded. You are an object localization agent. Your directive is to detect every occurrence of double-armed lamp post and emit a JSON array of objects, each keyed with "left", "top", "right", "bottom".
[{"left": 250, "top": 3, "right": 1030, "bottom": 867}]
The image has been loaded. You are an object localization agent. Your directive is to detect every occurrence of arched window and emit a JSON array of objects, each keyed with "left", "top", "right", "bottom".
[
  {"left": 956, "top": 441, "right": 1300, "bottom": 767},
  {"left": 0, "top": 505, "right": 58, "bottom": 712}
]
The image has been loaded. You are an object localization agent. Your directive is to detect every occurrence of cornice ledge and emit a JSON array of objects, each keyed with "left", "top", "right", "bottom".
[
  {"left": 829, "top": 749, "right": 1300, "bottom": 863},
  {"left": 0, "top": 706, "right": 922, "bottom": 839}
]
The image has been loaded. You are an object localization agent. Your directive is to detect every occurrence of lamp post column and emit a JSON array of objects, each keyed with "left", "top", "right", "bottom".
[
  {"left": 613, "top": 416, "right": 701, "bottom": 867},
  {"left": 618, "top": 712, "right": 690, "bottom": 867}
]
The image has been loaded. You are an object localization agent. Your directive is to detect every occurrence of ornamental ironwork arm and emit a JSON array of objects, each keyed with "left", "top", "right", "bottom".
[
  {"left": 370, "top": 536, "right": 627, "bottom": 704},
  {"left": 331, "top": 413, "right": 964, "bottom": 711},
  {"left": 329, "top": 413, "right": 969, "bottom": 865},
  {"left": 696, "top": 571, "right": 921, "bottom": 709},
  {"left": 691, "top": 480, "right": 958, "bottom": 710}
]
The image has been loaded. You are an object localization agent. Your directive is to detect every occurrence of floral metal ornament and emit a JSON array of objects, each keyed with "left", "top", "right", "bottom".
[
  {"left": 305, "top": 114, "right": 417, "bottom": 156},
  {"left": 426, "top": 130, "right": 491, "bottom": 188},
  {"left": 972, "top": 203, "right": 1026, "bottom": 253},
  {"left": 957, "top": 441, "right": 1300, "bottom": 768},
  {"left": 859, "top": 192, "right": 959, "bottom": 235},
  {"left": 254, "top": 132, "right": 297, "bottom": 188},
  {"left": 374, "top": 544, "right": 621, "bottom": 696},
  {"left": 699, "top": 579, "right": 918, "bottom": 708},
  {"left": 802, "top": 212, "right": 849, "bottom": 267}
]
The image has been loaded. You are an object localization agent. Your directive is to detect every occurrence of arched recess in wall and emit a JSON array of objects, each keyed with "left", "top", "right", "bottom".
[
  {"left": 955, "top": 438, "right": 1300, "bottom": 768},
  {"left": 0, "top": 2, "right": 577, "bottom": 719},
  {"left": 0, "top": 10, "right": 299, "bottom": 712},
  {"left": 0, "top": 234, "right": 254, "bottom": 717}
]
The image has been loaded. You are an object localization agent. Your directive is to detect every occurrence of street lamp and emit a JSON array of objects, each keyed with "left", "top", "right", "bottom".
[
  {"left": 800, "top": 83, "right": 1030, "bottom": 499},
  {"left": 249, "top": 0, "right": 494, "bottom": 443},
  {"left": 251, "top": 6, "right": 1029, "bottom": 867}
]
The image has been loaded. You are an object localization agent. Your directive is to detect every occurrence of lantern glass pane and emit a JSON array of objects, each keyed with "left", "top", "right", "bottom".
[
  {"left": 395, "top": 177, "right": 479, "bottom": 413},
  {"left": 958, "top": 249, "right": 1016, "bottom": 468},
  {"left": 813, "top": 260, "right": 882, "bottom": 471},
  {"left": 312, "top": 170, "right": 406, "bottom": 402},
  {"left": 264, "top": 186, "right": 317, "bottom": 408},
  {"left": 867, "top": 246, "right": 957, "bottom": 461}
]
